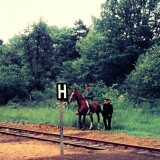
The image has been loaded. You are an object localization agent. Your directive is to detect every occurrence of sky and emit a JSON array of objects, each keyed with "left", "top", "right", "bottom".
[{"left": 0, "top": 0, "right": 106, "bottom": 43}]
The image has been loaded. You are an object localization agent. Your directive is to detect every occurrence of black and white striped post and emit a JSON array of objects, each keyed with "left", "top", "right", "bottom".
[{"left": 56, "top": 83, "right": 68, "bottom": 155}]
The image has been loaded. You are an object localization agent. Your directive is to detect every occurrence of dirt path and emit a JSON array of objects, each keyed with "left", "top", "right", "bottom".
[{"left": 0, "top": 122, "right": 159, "bottom": 160}]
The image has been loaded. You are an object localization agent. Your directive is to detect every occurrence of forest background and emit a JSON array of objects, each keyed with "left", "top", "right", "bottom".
[{"left": 0, "top": 0, "right": 159, "bottom": 135}]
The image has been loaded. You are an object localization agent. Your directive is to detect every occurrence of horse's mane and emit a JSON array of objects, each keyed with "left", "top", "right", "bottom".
[{"left": 75, "top": 89, "right": 85, "bottom": 100}]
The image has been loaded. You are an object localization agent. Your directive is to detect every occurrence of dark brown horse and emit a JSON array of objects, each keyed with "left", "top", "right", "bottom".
[{"left": 69, "top": 88, "right": 102, "bottom": 130}]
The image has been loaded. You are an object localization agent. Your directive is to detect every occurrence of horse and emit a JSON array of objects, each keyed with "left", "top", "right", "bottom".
[{"left": 69, "top": 88, "right": 103, "bottom": 130}]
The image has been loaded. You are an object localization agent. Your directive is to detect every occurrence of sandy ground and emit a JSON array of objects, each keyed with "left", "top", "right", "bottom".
[{"left": 0, "top": 122, "right": 160, "bottom": 160}]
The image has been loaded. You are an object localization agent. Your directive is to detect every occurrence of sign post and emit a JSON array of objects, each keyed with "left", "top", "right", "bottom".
[
  {"left": 56, "top": 83, "right": 68, "bottom": 155},
  {"left": 59, "top": 100, "right": 64, "bottom": 155}
]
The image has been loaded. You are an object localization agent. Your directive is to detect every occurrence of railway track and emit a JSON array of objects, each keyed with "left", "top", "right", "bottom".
[{"left": 0, "top": 126, "right": 160, "bottom": 156}]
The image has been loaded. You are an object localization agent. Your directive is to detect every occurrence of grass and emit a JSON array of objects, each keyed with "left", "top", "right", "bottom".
[
  {"left": 0, "top": 99, "right": 160, "bottom": 138},
  {"left": 111, "top": 100, "right": 160, "bottom": 137}
]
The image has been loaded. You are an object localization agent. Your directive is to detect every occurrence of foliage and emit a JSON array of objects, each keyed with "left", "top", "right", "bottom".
[
  {"left": 52, "top": 19, "right": 89, "bottom": 80},
  {"left": 0, "top": 39, "right": 3, "bottom": 45},
  {"left": 92, "top": 0, "right": 160, "bottom": 84},
  {"left": 87, "top": 81, "right": 109, "bottom": 104},
  {"left": 101, "top": 84, "right": 120, "bottom": 103},
  {"left": 31, "top": 86, "right": 56, "bottom": 102},
  {"left": 0, "top": 65, "right": 29, "bottom": 104},
  {"left": 123, "top": 45, "right": 160, "bottom": 101},
  {"left": 47, "top": 19, "right": 89, "bottom": 82},
  {"left": 62, "top": 30, "right": 106, "bottom": 84},
  {"left": 22, "top": 20, "right": 54, "bottom": 91},
  {"left": 48, "top": 26, "right": 79, "bottom": 78},
  {"left": 72, "top": 19, "right": 89, "bottom": 41},
  {"left": 0, "top": 35, "right": 24, "bottom": 67},
  {"left": 49, "top": 26, "right": 77, "bottom": 61},
  {"left": 0, "top": 2, "right": 159, "bottom": 105},
  {"left": 76, "top": 30, "right": 106, "bottom": 83}
]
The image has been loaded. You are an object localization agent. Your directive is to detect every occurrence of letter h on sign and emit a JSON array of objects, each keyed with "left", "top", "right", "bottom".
[{"left": 56, "top": 83, "right": 68, "bottom": 101}]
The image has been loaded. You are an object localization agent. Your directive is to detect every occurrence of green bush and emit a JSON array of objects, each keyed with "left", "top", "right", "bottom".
[
  {"left": 124, "top": 45, "right": 160, "bottom": 101},
  {"left": 31, "top": 90, "right": 46, "bottom": 102}
]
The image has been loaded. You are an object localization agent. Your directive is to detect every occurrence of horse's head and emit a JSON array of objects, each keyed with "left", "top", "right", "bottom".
[{"left": 69, "top": 88, "right": 78, "bottom": 102}]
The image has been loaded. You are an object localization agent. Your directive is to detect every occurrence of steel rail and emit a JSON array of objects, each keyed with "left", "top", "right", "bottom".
[{"left": 0, "top": 125, "right": 160, "bottom": 154}]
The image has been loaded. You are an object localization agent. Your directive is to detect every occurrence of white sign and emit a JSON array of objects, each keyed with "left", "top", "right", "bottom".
[{"left": 56, "top": 83, "right": 68, "bottom": 101}]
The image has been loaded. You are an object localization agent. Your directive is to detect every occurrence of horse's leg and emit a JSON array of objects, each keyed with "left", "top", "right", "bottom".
[
  {"left": 96, "top": 112, "right": 100, "bottom": 130},
  {"left": 89, "top": 114, "right": 93, "bottom": 130},
  {"left": 82, "top": 115, "right": 86, "bottom": 130},
  {"left": 79, "top": 114, "right": 82, "bottom": 129}
]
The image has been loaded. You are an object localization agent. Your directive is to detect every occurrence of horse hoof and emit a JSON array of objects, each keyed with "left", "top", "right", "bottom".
[{"left": 97, "top": 127, "right": 100, "bottom": 130}]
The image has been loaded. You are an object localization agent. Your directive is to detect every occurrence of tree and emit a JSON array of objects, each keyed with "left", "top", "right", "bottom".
[
  {"left": 49, "top": 20, "right": 89, "bottom": 81},
  {"left": 22, "top": 20, "right": 54, "bottom": 91},
  {"left": 124, "top": 45, "right": 160, "bottom": 101},
  {"left": 75, "top": 30, "right": 106, "bottom": 83},
  {"left": 93, "top": 0, "right": 160, "bottom": 84},
  {"left": 49, "top": 26, "right": 78, "bottom": 64},
  {"left": 0, "top": 65, "right": 29, "bottom": 104},
  {"left": 0, "top": 36, "right": 29, "bottom": 104},
  {"left": 0, "top": 36, "right": 24, "bottom": 67},
  {"left": 62, "top": 30, "right": 106, "bottom": 84},
  {"left": 0, "top": 39, "right": 3, "bottom": 45},
  {"left": 72, "top": 19, "right": 89, "bottom": 41}
]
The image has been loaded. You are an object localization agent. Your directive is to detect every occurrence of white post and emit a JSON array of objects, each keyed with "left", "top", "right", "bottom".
[
  {"left": 56, "top": 83, "right": 68, "bottom": 155},
  {"left": 59, "top": 101, "right": 64, "bottom": 155}
]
